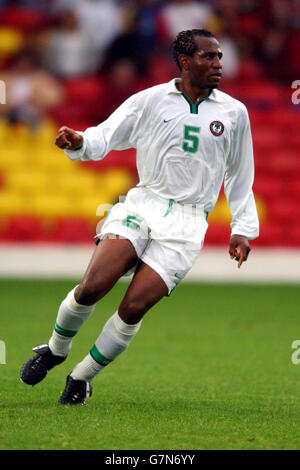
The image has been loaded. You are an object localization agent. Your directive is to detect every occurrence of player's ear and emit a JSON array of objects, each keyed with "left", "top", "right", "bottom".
[{"left": 178, "top": 54, "right": 190, "bottom": 71}]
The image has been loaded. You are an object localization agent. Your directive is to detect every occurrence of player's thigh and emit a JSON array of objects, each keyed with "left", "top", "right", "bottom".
[
  {"left": 118, "top": 261, "right": 168, "bottom": 324},
  {"left": 76, "top": 235, "right": 138, "bottom": 304}
]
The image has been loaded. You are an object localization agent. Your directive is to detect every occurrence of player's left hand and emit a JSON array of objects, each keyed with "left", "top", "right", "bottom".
[{"left": 229, "top": 235, "right": 251, "bottom": 269}]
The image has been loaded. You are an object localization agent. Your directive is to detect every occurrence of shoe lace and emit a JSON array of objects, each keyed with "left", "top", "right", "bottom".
[{"left": 31, "top": 354, "right": 52, "bottom": 370}]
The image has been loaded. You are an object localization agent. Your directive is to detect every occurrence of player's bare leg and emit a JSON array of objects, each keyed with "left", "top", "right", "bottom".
[
  {"left": 75, "top": 235, "right": 139, "bottom": 305},
  {"left": 20, "top": 236, "right": 138, "bottom": 386},
  {"left": 60, "top": 262, "right": 168, "bottom": 404},
  {"left": 118, "top": 261, "right": 168, "bottom": 323}
]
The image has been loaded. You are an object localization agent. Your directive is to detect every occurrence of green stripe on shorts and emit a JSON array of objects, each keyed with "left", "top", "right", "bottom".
[{"left": 163, "top": 199, "right": 174, "bottom": 217}]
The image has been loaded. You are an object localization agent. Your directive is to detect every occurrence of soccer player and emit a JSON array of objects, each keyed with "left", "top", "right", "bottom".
[{"left": 20, "top": 29, "right": 259, "bottom": 405}]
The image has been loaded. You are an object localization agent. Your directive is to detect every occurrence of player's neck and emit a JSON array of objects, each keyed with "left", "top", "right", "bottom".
[{"left": 176, "top": 78, "right": 210, "bottom": 103}]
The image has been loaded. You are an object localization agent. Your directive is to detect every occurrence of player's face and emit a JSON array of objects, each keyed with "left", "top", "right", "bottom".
[{"left": 181, "top": 36, "right": 223, "bottom": 89}]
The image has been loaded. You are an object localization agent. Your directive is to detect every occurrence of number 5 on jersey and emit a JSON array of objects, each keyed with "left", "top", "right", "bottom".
[{"left": 183, "top": 125, "right": 200, "bottom": 153}]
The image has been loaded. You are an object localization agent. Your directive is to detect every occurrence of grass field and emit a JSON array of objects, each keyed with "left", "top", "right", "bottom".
[{"left": 0, "top": 278, "right": 300, "bottom": 450}]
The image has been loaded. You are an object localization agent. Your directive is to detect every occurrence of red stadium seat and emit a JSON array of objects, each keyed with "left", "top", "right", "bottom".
[
  {"left": 265, "top": 109, "right": 300, "bottom": 133},
  {"left": 232, "top": 80, "right": 285, "bottom": 110},
  {"left": 288, "top": 133, "right": 300, "bottom": 151},
  {"left": 252, "top": 127, "right": 285, "bottom": 154},
  {"left": 147, "top": 55, "right": 177, "bottom": 85},
  {"left": 205, "top": 224, "right": 230, "bottom": 246},
  {"left": 50, "top": 77, "right": 105, "bottom": 128},
  {"left": 64, "top": 77, "right": 105, "bottom": 103},
  {"left": 253, "top": 222, "right": 282, "bottom": 246},
  {"left": 236, "top": 58, "right": 265, "bottom": 81},
  {"left": 287, "top": 179, "right": 300, "bottom": 199},
  {"left": 5, "top": 216, "right": 45, "bottom": 242},
  {"left": 249, "top": 110, "right": 274, "bottom": 128},
  {"left": 268, "top": 151, "right": 300, "bottom": 178},
  {"left": 53, "top": 217, "right": 93, "bottom": 243},
  {"left": 0, "top": 7, "right": 47, "bottom": 31},
  {"left": 253, "top": 177, "right": 283, "bottom": 202},
  {"left": 254, "top": 155, "right": 273, "bottom": 178},
  {"left": 267, "top": 199, "right": 300, "bottom": 224},
  {"left": 284, "top": 225, "right": 300, "bottom": 247},
  {"left": 287, "top": 31, "right": 300, "bottom": 77}
]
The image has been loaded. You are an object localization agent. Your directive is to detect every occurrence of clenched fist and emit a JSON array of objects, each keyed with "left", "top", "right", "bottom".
[{"left": 55, "top": 126, "right": 83, "bottom": 150}]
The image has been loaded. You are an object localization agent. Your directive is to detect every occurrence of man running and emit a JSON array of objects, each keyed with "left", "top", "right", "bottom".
[{"left": 20, "top": 29, "right": 259, "bottom": 405}]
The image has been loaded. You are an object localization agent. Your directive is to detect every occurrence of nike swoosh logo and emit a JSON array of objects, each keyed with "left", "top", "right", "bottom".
[{"left": 163, "top": 118, "right": 175, "bottom": 123}]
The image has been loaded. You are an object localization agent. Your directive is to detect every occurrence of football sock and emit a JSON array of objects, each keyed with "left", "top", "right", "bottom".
[
  {"left": 48, "top": 286, "right": 96, "bottom": 357},
  {"left": 70, "top": 311, "right": 142, "bottom": 382}
]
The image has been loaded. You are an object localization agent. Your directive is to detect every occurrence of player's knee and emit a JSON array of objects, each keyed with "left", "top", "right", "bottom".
[
  {"left": 118, "top": 296, "right": 148, "bottom": 323},
  {"left": 75, "top": 279, "right": 106, "bottom": 305}
]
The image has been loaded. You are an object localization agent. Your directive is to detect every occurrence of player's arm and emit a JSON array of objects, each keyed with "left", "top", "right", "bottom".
[
  {"left": 224, "top": 105, "right": 259, "bottom": 268},
  {"left": 55, "top": 92, "right": 144, "bottom": 162}
]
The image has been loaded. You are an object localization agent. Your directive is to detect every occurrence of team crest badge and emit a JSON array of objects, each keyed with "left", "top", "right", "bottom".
[{"left": 210, "top": 120, "right": 224, "bottom": 136}]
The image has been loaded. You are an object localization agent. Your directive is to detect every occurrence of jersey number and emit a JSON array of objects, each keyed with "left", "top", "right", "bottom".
[
  {"left": 182, "top": 125, "right": 200, "bottom": 153},
  {"left": 122, "top": 215, "right": 141, "bottom": 231}
]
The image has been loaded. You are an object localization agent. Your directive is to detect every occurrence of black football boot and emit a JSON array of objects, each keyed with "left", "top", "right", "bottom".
[{"left": 20, "top": 343, "right": 66, "bottom": 385}]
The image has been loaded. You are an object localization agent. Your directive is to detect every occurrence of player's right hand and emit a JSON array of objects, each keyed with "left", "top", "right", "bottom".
[
  {"left": 55, "top": 126, "right": 83, "bottom": 150},
  {"left": 229, "top": 234, "right": 251, "bottom": 269}
]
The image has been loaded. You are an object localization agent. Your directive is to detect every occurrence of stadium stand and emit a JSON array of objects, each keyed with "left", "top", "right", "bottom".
[{"left": 0, "top": 0, "right": 299, "bottom": 246}]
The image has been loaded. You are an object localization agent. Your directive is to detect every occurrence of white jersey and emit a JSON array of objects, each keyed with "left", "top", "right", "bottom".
[{"left": 65, "top": 78, "right": 259, "bottom": 240}]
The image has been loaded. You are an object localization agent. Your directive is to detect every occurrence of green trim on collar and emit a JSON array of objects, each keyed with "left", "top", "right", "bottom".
[{"left": 181, "top": 92, "right": 208, "bottom": 114}]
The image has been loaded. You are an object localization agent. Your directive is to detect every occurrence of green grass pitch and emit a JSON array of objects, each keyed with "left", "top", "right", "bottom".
[{"left": 1, "top": 278, "right": 300, "bottom": 450}]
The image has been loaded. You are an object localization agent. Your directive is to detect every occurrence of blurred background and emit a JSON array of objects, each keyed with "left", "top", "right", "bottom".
[{"left": 0, "top": 0, "right": 299, "bottom": 278}]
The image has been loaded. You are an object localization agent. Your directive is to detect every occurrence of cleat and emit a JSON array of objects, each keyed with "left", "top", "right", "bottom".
[
  {"left": 20, "top": 343, "right": 66, "bottom": 386},
  {"left": 58, "top": 374, "right": 92, "bottom": 405}
]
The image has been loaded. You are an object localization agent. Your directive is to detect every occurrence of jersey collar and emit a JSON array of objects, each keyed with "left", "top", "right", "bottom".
[
  {"left": 166, "top": 78, "right": 225, "bottom": 103},
  {"left": 166, "top": 78, "right": 183, "bottom": 94}
]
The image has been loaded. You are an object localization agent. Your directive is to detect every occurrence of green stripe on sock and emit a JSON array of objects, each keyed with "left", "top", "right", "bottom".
[
  {"left": 90, "top": 344, "right": 112, "bottom": 366},
  {"left": 54, "top": 322, "right": 77, "bottom": 338}
]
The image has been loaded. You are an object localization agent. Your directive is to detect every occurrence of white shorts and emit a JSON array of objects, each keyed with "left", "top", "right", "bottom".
[{"left": 97, "top": 188, "right": 208, "bottom": 295}]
